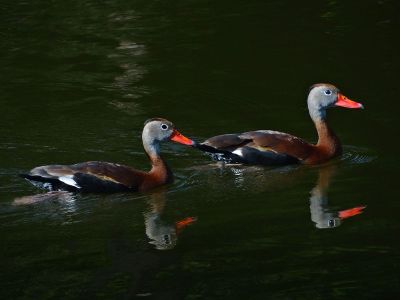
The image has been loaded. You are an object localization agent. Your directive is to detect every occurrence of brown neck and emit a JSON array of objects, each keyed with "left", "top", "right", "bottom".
[
  {"left": 148, "top": 154, "right": 174, "bottom": 185},
  {"left": 315, "top": 119, "right": 342, "bottom": 157}
]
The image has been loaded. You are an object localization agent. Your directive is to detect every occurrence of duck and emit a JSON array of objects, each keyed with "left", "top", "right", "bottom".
[
  {"left": 20, "top": 118, "right": 194, "bottom": 193},
  {"left": 194, "top": 83, "right": 364, "bottom": 165}
]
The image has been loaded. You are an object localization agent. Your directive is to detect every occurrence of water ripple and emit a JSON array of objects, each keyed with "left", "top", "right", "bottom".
[{"left": 341, "top": 145, "right": 377, "bottom": 165}]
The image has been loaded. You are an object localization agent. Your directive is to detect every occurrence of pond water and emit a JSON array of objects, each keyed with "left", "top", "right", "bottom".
[{"left": 1, "top": 0, "right": 399, "bottom": 299}]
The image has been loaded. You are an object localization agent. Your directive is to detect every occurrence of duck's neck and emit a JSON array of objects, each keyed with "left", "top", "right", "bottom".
[
  {"left": 313, "top": 117, "right": 342, "bottom": 157},
  {"left": 143, "top": 140, "right": 173, "bottom": 184},
  {"left": 308, "top": 101, "right": 342, "bottom": 157}
]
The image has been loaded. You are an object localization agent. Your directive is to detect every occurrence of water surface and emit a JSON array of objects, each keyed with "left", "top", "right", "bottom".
[{"left": 1, "top": 0, "right": 399, "bottom": 299}]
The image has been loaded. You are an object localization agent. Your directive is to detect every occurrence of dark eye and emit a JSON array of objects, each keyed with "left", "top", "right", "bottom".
[
  {"left": 164, "top": 234, "right": 171, "bottom": 244},
  {"left": 324, "top": 89, "right": 332, "bottom": 95},
  {"left": 328, "top": 219, "right": 335, "bottom": 227},
  {"left": 161, "top": 124, "right": 168, "bottom": 130}
]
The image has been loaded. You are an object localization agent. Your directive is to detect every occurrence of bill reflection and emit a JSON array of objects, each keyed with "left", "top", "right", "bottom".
[
  {"left": 208, "top": 162, "right": 366, "bottom": 229},
  {"left": 144, "top": 192, "right": 197, "bottom": 250},
  {"left": 310, "top": 165, "right": 366, "bottom": 229}
]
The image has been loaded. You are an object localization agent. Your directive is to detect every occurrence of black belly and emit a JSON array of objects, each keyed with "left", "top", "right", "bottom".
[
  {"left": 20, "top": 173, "right": 138, "bottom": 193},
  {"left": 195, "top": 144, "right": 299, "bottom": 165}
]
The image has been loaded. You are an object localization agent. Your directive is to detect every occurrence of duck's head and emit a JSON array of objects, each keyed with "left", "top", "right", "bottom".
[
  {"left": 142, "top": 118, "right": 194, "bottom": 146},
  {"left": 307, "top": 83, "right": 363, "bottom": 121}
]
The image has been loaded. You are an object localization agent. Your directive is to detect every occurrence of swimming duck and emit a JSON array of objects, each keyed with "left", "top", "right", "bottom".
[
  {"left": 195, "top": 83, "right": 363, "bottom": 165},
  {"left": 20, "top": 118, "right": 194, "bottom": 192}
]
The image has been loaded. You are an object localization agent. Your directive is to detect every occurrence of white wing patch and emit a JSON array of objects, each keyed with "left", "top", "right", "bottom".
[
  {"left": 59, "top": 176, "right": 81, "bottom": 189},
  {"left": 232, "top": 148, "right": 244, "bottom": 157}
]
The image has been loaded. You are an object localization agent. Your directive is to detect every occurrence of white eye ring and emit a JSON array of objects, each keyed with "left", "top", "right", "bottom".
[
  {"left": 324, "top": 89, "right": 332, "bottom": 95},
  {"left": 160, "top": 124, "right": 168, "bottom": 130}
]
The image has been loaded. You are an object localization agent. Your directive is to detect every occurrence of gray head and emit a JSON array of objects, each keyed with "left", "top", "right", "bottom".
[
  {"left": 307, "top": 83, "right": 341, "bottom": 121},
  {"left": 142, "top": 118, "right": 194, "bottom": 155},
  {"left": 307, "top": 83, "right": 363, "bottom": 122},
  {"left": 143, "top": 118, "right": 176, "bottom": 143}
]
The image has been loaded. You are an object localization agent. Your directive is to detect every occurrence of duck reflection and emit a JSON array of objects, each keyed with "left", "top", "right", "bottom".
[
  {"left": 197, "top": 161, "right": 366, "bottom": 229},
  {"left": 309, "top": 164, "right": 366, "bottom": 229},
  {"left": 144, "top": 191, "right": 197, "bottom": 250},
  {"left": 14, "top": 189, "right": 196, "bottom": 249},
  {"left": 13, "top": 191, "right": 77, "bottom": 207}
]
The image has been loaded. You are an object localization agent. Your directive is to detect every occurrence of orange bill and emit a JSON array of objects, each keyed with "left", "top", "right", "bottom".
[
  {"left": 175, "top": 216, "right": 197, "bottom": 233},
  {"left": 170, "top": 129, "right": 195, "bottom": 145},
  {"left": 335, "top": 93, "right": 364, "bottom": 109},
  {"left": 338, "top": 206, "right": 366, "bottom": 219}
]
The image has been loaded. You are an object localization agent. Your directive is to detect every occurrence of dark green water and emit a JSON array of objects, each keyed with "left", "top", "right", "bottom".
[{"left": 1, "top": 0, "right": 399, "bottom": 299}]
